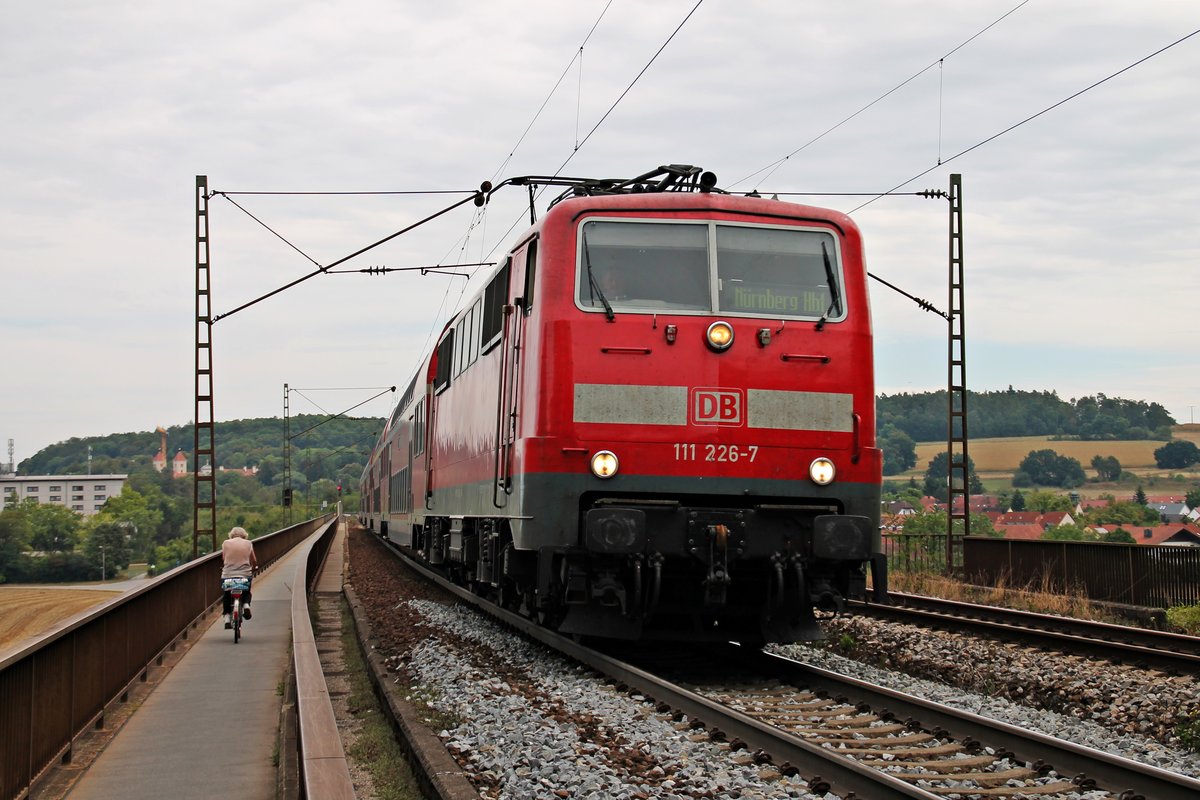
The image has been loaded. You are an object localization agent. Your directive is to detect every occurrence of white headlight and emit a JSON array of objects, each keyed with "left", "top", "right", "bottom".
[
  {"left": 809, "top": 457, "right": 835, "bottom": 485},
  {"left": 590, "top": 450, "right": 619, "bottom": 479},
  {"left": 705, "top": 320, "right": 734, "bottom": 351}
]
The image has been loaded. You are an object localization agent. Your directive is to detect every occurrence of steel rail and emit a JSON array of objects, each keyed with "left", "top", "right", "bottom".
[
  {"left": 381, "top": 541, "right": 941, "bottom": 800},
  {"left": 851, "top": 593, "right": 1200, "bottom": 673},
  {"left": 753, "top": 648, "right": 1200, "bottom": 800}
]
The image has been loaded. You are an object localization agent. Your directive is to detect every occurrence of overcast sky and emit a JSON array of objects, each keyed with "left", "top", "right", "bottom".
[{"left": 2, "top": 1, "right": 1198, "bottom": 466}]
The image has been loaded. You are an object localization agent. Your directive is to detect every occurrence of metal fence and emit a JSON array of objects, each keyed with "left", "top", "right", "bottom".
[
  {"left": 0, "top": 516, "right": 331, "bottom": 800},
  {"left": 962, "top": 537, "right": 1200, "bottom": 608},
  {"left": 883, "top": 532, "right": 953, "bottom": 575}
]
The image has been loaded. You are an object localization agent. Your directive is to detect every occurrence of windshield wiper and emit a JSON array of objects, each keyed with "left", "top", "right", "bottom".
[
  {"left": 815, "top": 240, "right": 842, "bottom": 332},
  {"left": 583, "top": 235, "right": 615, "bottom": 321}
]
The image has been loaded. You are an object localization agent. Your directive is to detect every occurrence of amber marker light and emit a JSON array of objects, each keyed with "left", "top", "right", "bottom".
[
  {"left": 809, "top": 457, "right": 836, "bottom": 485},
  {"left": 590, "top": 450, "right": 619, "bottom": 479},
  {"left": 706, "top": 320, "right": 734, "bottom": 352}
]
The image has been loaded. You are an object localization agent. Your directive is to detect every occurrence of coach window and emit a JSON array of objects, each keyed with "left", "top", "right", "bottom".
[
  {"left": 412, "top": 400, "right": 425, "bottom": 455},
  {"left": 434, "top": 330, "right": 454, "bottom": 393},
  {"left": 716, "top": 226, "right": 843, "bottom": 320},
  {"left": 579, "top": 221, "right": 709, "bottom": 312},
  {"left": 454, "top": 315, "right": 466, "bottom": 377},
  {"left": 467, "top": 298, "right": 482, "bottom": 367}
]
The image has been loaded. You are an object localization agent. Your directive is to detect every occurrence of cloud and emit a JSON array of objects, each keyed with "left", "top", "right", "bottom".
[{"left": 3, "top": 0, "right": 1198, "bottom": 461}]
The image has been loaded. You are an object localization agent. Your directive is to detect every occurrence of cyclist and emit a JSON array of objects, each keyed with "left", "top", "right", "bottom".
[{"left": 221, "top": 526, "right": 258, "bottom": 628}]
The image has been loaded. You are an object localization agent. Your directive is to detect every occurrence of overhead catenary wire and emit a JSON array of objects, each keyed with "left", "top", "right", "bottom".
[
  {"left": 289, "top": 386, "right": 396, "bottom": 441},
  {"left": 847, "top": 25, "right": 1200, "bottom": 214},
  {"left": 488, "top": 0, "right": 614, "bottom": 185},
  {"left": 731, "top": 0, "right": 1031, "bottom": 191},
  {"left": 288, "top": 385, "right": 396, "bottom": 417},
  {"left": 211, "top": 188, "right": 486, "bottom": 322},
  {"left": 548, "top": 0, "right": 705, "bottom": 181},
  {"left": 476, "top": 0, "right": 708, "bottom": 268}
]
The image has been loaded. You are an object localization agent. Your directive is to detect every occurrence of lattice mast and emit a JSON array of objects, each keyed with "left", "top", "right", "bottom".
[
  {"left": 946, "top": 174, "right": 969, "bottom": 571},
  {"left": 194, "top": 176, "right": 217, "bottom": 557}
]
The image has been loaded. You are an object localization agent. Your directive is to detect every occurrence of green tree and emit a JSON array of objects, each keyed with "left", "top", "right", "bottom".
[
  {"left": 1154, "top": 440, "right": 1200, "bottom": 469},
  {"left": 902, "top": 510, "right": 998, "bottom": 537},
  {"left": 0, "top": 508, "right": 33, "bottom": 582},
  {"left": 1101, "top": 528, "right": 1136, "bottom": 543},
  {"left": 1135, "top": 485, "right": 1147, "bottom": 505},
  {"left": 878, "top": 425, "right": 917, "bottom": 476},
  {"left": 1187, "top": 487, "right": 1200, "bottom": 509},
  {"left": 152, "top": 536, "right": 195, "bottom": 573},
  {"left": 1024, "top": 490, "right": 1075, "bottom": 513},
  {"left": 84, "top": 522, "right": 132, "bottom": 579},
  {"left": 1043, "top": 524, "right": 1089, "bottom": 541},
  {"left": 93, "top": 487, "right": 163, "bottom": 561},
  {"left": 1081, "top": 500, "right": 1158, "bottom": 527},
  {"left": 1090, "top": 454, "right": 1122, "bottom": 482},
  {"left": 921, "top": 451, "right": 981, "bottom": 502},
  {"left": 1010, "top": 488, "right": 1026, "bottom": 511},
  {"left": 27, "top": 503, "right": 83, "bottom": 552},
  {"left": 1018, "top": 449, "right": 1086, "bottom": 488}
]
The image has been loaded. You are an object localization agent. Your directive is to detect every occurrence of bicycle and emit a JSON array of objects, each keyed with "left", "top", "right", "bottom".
[{"left": 221, "top": 576, "right": 252, "bottom": 643}]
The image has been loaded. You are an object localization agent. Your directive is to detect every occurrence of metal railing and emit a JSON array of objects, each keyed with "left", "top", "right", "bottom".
[
  {"left": 883, "top": 532, "right": 954, "bottom": 575},
  {"left": 0, "top": 516, "right": 330, "bottom": 800},
  {"left": 963, "top": 537, "right": 1200, "bottom": 608},
  {"left": 290, "top": 516, "right": 355, "bottom": 799}
]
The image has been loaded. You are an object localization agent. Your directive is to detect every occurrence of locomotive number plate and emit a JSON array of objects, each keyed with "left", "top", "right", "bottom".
[{"left": 673, "top": 443, "right": 759, "bottom": 462}]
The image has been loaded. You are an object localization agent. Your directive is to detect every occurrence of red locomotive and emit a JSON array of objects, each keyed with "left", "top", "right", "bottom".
[{"left": 361, "top": 166, "right": 885, "bottom": 642}]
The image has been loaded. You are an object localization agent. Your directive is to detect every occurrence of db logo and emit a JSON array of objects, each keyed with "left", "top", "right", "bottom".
[{"left": 691, "top": 388, "right": 743, "bottom": 426}]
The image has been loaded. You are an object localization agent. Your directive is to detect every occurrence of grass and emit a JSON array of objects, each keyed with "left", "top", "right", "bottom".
[
  {"left": 339, "top": 599, "right": 424, "bottom": 800},
  {"left": 1166, "top": 604, "right": 1200, "bottom": 635},
  {"left": 889, "top": 570, "right": 1118, "bottom": 623}
]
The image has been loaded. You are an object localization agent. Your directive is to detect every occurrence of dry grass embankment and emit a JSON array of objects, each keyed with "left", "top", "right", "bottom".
[
  {"left": 888, "top": 571, "right": 1118, "bottom": 623},
  {"left": 0, "top": 587, "right": 119, "bottom": 651}
]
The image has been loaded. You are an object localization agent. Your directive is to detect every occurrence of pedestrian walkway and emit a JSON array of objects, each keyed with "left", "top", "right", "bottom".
[{"left": 66, "top": 539, "right": 311, "bottom": 800}]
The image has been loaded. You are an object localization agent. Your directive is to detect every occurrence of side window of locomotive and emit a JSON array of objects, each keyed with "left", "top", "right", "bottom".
[
  {"left": 481, "top": 258, "right": 510, "bottom": 352},
  {"left": 715, "top": 226, "right": 841, "bottom": 319},
  {"left": 578, "top": 221, "right": 710, "bottom": 311},
  {"left": 521, "top": 240, "right": 538, "bottom": 315}
]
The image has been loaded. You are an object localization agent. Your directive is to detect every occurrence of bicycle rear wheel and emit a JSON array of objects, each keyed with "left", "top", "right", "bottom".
[{"left": 233, "top": 598, "right": 241, "bottom": 644}]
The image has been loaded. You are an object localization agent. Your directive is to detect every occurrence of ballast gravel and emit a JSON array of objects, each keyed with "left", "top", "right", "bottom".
[{"left": 397, "top": 599, "right": 831, "bottom": 799}]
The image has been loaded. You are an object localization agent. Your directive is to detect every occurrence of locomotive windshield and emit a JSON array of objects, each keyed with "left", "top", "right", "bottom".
[{"left": 578, "top": 219, "right": 843, "bottom": 320}]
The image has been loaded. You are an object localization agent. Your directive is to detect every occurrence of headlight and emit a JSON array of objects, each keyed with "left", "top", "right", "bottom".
[
  {"left": 706, "top": 321, "right": 734, "bottom": 351},
  {"left": 809, "top": 457, "right": 835, "bottom": 485},
  {"left": 590, "top": 450, "right": 619, "bottom": 479}
]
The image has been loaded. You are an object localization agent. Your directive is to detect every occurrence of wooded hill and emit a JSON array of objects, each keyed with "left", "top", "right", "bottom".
[
  {"left": 18, "top": 416, "right": 382, "bottom": 489},
  {"left": 878, "top": 390, "right": 1174, "bottom": 443},
  {"left": 15, "top": 389, "right": 1175, "bottom": 484}
]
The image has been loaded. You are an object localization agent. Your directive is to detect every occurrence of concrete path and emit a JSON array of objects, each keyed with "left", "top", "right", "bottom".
[{"left": 66, "top": 544, "right": 303, "bottom": 800}]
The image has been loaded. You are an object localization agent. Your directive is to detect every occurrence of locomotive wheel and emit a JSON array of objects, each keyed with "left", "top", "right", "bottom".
[{"left": 497, "top": 580, "right": 522, "bottom": 612}]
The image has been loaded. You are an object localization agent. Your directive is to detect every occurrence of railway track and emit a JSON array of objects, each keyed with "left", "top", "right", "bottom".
[
  {"left": 851, "top": 592, "right": 1200, "bottom": 675},
  {"left": 374, "top": 537, "right": 1200, "bottom": 799}
]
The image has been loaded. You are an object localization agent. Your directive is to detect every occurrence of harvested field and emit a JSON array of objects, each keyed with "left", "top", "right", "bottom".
[
  {"left": 905, "top": 425, "right": 1200, "bottom": 477},
  {"left": 0, "top": 587, "right": 119, "bottom": 651},
  {"left": 913, "top": 437, "right": 1164, "bottom": 472}
]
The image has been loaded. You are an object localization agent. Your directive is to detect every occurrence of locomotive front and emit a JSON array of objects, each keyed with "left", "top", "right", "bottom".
[{"left": 514, "top": 188, "right": 885, "bottom": 642}]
